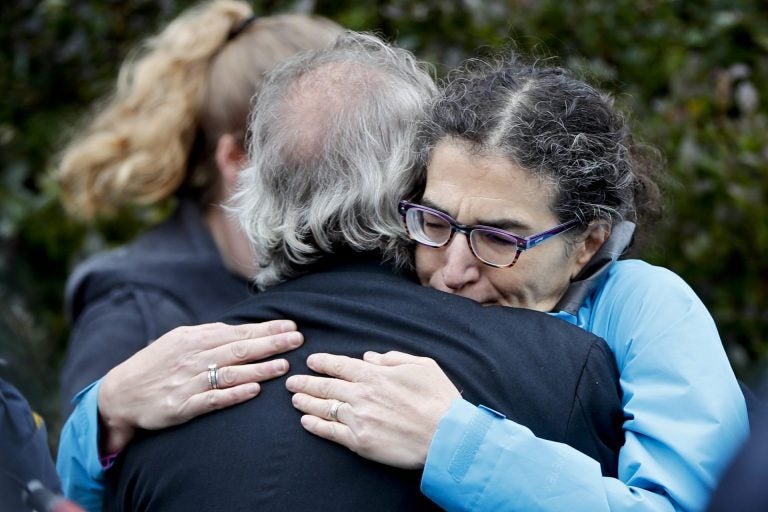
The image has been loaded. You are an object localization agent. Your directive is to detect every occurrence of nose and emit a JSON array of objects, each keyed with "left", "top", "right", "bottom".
[{"left": 440, "top": 234, "right": 481, "bottom": 291}]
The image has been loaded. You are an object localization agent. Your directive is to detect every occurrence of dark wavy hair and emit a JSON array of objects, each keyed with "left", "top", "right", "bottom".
[{"left": 415, "top": 55, "right": 662, "bottom": 235}]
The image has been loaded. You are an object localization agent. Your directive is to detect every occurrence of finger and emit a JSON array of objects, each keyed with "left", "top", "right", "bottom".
[
  {"left": 305, "top": 353, "right": 369, "bottom": 381},
  {"left": 178, "top": 383, "right": 261, "bottom": 424},
  {"left": 175, "top": 320, "right": 299, "bottom": 351},
  {"left": 298, "top": 414, "right": 356, "bottom": 450},
  {"left": 364, "top": 350, "right": 431, "bottom": 367},
  {"left": 285, "top": 374, "right": 355, "bottom": 402},
  {"left": 221, "top": 320, "right": 299, "bottom": 339},
  {"left": 291, "top": 393, "right": 351, "bottom": 423},
  {"left": 200, "top": 359, "right": 290, "bottom": 393},
  {"left": 206, "top": 331, "right": 303, "bottom": 367},
  {"left": 362, "top": 351, "right": 383, "bottom": 364}
]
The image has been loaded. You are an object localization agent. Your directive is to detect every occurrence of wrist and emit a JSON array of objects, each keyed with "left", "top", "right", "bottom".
[
  {"left": 98, "top": 418, "right": 135, "bottom": 456},
  {"left": 97, "top": 370, "right": 136, "bottom": 455}
]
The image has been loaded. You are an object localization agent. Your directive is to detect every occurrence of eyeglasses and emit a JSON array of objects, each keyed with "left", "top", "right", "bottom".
[{"left": 399, "top": 200, "right": 578, "bottom": 268}]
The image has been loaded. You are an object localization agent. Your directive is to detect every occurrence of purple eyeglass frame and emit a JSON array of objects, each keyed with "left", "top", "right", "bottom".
[{"left": 398, "top": 200, "right": 579, "bottom": 268}]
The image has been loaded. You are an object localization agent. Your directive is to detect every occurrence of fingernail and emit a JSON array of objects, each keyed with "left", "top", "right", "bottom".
[
  {"left": 288, "top": 332, "right": 303, "bottom": 346},
  {"left": 275, "top": 359, "right": 289, "bottom": 373},
  {"left": 285, "top": 375, "right": 298, "bottom": 390},
  {"left": 278, "top": 320, "right": 296, "bottom": 333}
]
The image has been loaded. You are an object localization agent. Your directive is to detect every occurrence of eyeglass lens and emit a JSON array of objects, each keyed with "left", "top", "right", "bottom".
[{"left": 407, "top": 208, "right": 519, "bottom": 266}]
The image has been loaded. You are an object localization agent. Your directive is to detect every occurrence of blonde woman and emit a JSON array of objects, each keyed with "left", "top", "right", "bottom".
[{"left": 55, "top": 2, "right": 341, "bottom": 509}]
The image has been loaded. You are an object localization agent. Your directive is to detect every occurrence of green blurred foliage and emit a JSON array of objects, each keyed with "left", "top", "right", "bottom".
[{"left": 1, "top": 0, "right": 767, "bottom": 447}]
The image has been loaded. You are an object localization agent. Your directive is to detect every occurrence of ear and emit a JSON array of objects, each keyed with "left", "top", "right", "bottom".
[
  {"left": 571, "top": 222, "right": 611, "bottom": 279},
  {"left": 215, "top": 133, "right": 247, "bottom": 192}
]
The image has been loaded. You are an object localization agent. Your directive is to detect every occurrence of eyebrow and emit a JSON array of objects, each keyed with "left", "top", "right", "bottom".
[{"left": 420, "top": 197, "right": 530, "bottom": 233}]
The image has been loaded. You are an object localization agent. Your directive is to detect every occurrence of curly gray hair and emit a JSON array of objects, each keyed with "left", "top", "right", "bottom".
[
  {"left": 232, "top": 32, "right": 436, "bottom": 289},
  {"left": 415, "top": 56, "right": 661, "bottom": 235}
]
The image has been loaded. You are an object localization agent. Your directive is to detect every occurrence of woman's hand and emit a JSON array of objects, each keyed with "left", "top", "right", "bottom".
[
  {"left": 285, "top": 351, "right": 460, "bottom": 470},
  {"left": 98, "top": 320, "right": 303, "bottom": 455}
]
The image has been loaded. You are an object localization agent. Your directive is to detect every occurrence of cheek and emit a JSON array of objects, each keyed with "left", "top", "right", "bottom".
[
  {"left": 512, "top": 248, "right": 575, "bottom": 299},
  {"left": 485, "top": 268, "right": 521, "bottom": 297},
  {"left": 414, "top": 246, "right": 440, "bottom": 285}
]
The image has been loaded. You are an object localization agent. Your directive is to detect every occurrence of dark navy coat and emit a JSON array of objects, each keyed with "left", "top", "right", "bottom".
[
  {"left": 106, "top": 253, "right": 624, "bottom": 511},
  {"left": 0, "top": 378, "right": 61, "bottom": 512}
]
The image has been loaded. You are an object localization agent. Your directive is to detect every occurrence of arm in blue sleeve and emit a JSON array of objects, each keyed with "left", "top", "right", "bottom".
[
  {"left": 56, "top": 380, "right": 107, "bottom": 512},
  {"left": 593, "top": 262, "right": 748, "bottom": 511},
  {"left": 422, "top": 400, "right": 677, "bottom": 512},
  {"left": 422, "top": 262, "right": 749, "bottom": 512},
  {"left": 57, "top": 286, "right": 194, "bottom": 511}
]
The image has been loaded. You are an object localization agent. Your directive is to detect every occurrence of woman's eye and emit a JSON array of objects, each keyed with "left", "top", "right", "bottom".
[{"left": 482, "top": 233, "right": 516, "bottom": 246}]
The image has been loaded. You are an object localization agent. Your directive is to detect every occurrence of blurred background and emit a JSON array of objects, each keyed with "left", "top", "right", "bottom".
[{"left": 1, "top": 0, "right": 767, "bottom": 451}]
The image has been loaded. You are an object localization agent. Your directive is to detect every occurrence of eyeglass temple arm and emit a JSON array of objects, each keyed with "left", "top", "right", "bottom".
[{"left": 520, "top": 221, "right": 578, "bottom": 250}]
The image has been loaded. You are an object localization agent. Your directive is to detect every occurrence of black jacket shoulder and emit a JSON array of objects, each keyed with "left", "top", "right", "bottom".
[{"left": 66, "top": 201, "right": 250, "bottom": 325}]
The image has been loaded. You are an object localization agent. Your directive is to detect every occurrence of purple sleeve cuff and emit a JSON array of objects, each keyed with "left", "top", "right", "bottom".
[{"left": 99, "top": 450, "right": 121, "bottom": 469}]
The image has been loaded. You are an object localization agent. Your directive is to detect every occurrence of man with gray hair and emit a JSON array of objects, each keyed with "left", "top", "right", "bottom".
[
  {"left": 105, "top": 32, "right": 623, "bottom": 511},
  {"left": 236, "top": 31, "right": 430, "bottom": 289}
]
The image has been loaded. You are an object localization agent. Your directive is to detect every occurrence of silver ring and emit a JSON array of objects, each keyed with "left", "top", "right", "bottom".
[
  {"left": 329, "top": 400, "right": 343, "bottom": 422},
  {"left": 207, "top": 364, "right": 219, "bottom": 390}
]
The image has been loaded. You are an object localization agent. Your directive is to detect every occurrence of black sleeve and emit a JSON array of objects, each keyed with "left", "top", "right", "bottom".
[
  {"left": 59, "top": 285, "right": 193, "bottom": 417},
  {"left": 565, "top": 339, "right": 625, "bottom": 477},
  {"left": 706, "top": 408, "right": 768, "bottom": 512},
  {"left": 0, "top": 378, "right": 61, "bottom": 511}
]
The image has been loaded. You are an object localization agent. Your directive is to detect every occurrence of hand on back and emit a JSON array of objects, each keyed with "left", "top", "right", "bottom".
[
  {"left": 286, "top": 350, "right": 460, "bottom": 469},
  {"left": 98, "top": 320, "right": 303, "bottom": 454}
]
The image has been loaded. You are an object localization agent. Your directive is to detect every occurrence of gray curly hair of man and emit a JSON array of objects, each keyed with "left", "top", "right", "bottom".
[
  {"left": 232, "top": 32, "right": 437, "bottom": 289},
  {"left": 415, "top": 56, "right": 661, "bottom": 234}
]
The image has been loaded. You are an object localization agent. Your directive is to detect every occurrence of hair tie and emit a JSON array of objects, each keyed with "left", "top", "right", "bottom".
[{"left": 227, "top": 14, "right": 258, "bottom": 41}]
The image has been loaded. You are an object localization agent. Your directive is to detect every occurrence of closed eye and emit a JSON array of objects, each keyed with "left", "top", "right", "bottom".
[{"left": 477, "top": 231, "right": 517, "bottom": 247}]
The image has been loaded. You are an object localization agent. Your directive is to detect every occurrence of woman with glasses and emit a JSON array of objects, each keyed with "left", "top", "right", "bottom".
[
  {"left": 286, "top": 56, "right": 748, "bottom": 512},
  {"left": 55, "top": 2, "right": 341, "bottom": 509}
]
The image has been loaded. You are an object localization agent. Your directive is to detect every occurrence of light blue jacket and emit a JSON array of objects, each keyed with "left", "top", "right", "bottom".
[{"left": 422, "top": 260, "right": 749, "bottom": 511}]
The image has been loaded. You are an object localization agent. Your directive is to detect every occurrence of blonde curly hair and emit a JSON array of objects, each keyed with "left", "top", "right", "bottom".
[{"left": 57, "top": 0, "right": 341, "bottom": 219}]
